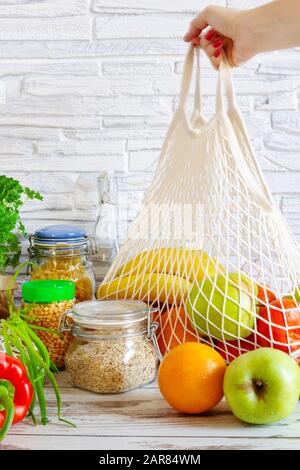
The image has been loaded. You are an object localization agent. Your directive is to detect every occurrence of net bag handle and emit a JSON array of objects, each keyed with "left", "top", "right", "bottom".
[
  {"left": 216, "top": 54, "right": 274, "bottom": 212},
  {"left": 179, "top": 45, "right": 273, "bottom": 212},
  {"left": 178, "top": 45, "right": 202, "bottom": 118}
]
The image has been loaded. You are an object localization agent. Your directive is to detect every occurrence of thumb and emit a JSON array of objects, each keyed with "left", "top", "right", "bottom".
[{"left": 223, "top": 37, "right": 236, "bottom": 67}]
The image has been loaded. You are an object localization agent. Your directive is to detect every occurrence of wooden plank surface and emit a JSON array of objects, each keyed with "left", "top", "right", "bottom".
[
  {"left": 1, "top": 372, "right": 299, "bottom": 450},
  {"left": 2, "top": 435, "right": 300, "bottom": 451}
]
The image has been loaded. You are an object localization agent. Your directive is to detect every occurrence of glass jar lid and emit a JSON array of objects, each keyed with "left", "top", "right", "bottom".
[
  {"left": 60, "top": 300, "right": 154, "bottom": 339},
  {"left": 33, "top": 224, "right": 87, "bottom": 245},
  {"left": 29, "top": 224, "right": 97, "bottom": 255},
  {"left": 68, "top": 300, "right": 149, "bottom": 327}
]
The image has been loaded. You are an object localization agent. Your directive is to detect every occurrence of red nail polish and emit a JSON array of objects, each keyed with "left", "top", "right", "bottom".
[
  {"left": 205, "top": 30, "right": 215, "bottom": 41},
  {"left": 214, "top": 49, "right": 222, "bottom": 58},
  {"left": 213, "top": 39, "right": 223, "bottom": 48}
]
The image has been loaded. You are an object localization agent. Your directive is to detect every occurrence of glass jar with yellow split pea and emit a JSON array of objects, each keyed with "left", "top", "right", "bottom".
[
  {"left": 28, "top": 225, "right": 97, "bottom": 304},
  {"left": 22, "top": 279, "right": 75, "bottom": 369}
]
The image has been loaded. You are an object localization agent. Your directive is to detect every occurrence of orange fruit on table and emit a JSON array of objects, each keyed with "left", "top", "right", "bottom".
[
  {"left": 156, "top": 307, "right": 198, "bottom": 356},
  {"left": 158, "top": 342, "right": 226, "bottom": 414}
]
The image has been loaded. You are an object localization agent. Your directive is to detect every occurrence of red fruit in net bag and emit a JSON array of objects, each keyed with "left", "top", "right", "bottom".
[
  {"left": 215, "top": 335, "right": 255, "bottom": 363},
  {"left": 257, "top": 298, "right": 300, "bottom": 359},
  {"left": 256, "top": 283, "right": 276, "bottom": 306}
]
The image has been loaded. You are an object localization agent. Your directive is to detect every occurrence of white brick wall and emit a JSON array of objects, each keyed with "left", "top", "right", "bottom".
[{"left": 0, "top": 0, "right": 299, "bottom": 246}]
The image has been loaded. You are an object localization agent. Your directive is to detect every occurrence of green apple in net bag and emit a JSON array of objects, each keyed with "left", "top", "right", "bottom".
[
  {"left": 186, "top": 272, "right": 257, "bottom": 341},
  {"left": 283, "top": 285, "right": 300, "bottom": 305}
]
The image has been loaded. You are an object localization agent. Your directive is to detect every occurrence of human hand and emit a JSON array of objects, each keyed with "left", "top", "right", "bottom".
[{"left": 184, "top": 5, "right": 256, "bottom": 68}]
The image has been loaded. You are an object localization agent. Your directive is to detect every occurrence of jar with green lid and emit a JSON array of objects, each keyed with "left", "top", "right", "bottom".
[{"left": 22, "top": 279, "right": 75, "bottom": 369}]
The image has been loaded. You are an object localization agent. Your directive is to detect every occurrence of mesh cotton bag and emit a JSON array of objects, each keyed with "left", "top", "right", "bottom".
[{"left": 97, "top": 46, "right": 300, "bottom": 363}]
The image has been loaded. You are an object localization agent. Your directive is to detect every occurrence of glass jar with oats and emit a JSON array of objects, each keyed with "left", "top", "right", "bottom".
[
  {"left": 60, "top": 300, "right": 159, "bottom": 394},
  {"left": 28, "top": 225, "right": 97, "bottom": 304}
]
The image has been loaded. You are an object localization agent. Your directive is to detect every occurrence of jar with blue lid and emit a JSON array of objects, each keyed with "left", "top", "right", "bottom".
[{"left": 28, "top": 225, "right": 97, "bottom": 304}]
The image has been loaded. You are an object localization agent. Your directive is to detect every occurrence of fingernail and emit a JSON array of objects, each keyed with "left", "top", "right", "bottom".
[
  {"left": 214, "top": 49, "right": 222, "bottom": 58},
  {"left": 213, "top": 39, "right": 223, "bottom": 48},
  {"left": 205, "top": 30, "right": 215, "bottom": 41}
]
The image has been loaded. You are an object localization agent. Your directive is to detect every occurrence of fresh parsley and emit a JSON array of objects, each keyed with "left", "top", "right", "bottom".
[{"left": 0, "top": 175, "right": 43, "bottom": 273}]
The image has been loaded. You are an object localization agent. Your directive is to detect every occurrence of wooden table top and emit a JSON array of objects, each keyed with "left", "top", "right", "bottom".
[{"left": 1, "top": 371, "right": 299, "bottom": 450}]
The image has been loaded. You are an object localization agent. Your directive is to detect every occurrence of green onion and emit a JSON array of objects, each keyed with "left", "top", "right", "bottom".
[{"left": 0, "top": 262, "right": 74, "bottom": 427}]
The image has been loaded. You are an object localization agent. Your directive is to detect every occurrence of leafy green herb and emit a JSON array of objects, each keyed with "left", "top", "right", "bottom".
[
  {"left": 1, "top": 263, "right": 74, "bottom": 427},
  {"left": 0, "top": 175, "right": 43, "bottom": 274}
]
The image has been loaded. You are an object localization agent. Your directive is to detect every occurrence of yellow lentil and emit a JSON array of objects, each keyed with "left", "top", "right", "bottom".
[{"left": 24, "top": 299, "right": 75, "bottom": 369}]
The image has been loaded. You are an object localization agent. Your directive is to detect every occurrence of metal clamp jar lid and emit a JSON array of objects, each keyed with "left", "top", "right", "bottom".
[
  {"left": 28, "top": 224, "right": 97, "bottom": 257},
  {"left": 60, "top": 299, "right": 162, "bottom": 360}
]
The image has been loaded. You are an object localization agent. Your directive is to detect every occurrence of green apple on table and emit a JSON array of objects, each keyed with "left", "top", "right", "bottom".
[
  {"left": 224, "top": 348, "right": 300, "bottom": 425},
  {"left": 186, "top": 272, "right": 257, "bottom": 341}
]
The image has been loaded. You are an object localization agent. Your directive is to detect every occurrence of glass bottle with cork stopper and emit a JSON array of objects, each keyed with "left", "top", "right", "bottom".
[{"left": 93, "top": 172, "right": 119, "bottom": 281}]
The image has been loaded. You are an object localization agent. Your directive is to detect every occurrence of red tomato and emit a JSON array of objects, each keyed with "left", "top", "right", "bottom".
[
  {"left": 215, "top": 335, "right": 255, "bottom": 363},
  {"left": 256, "top": 283, "right": 276, "bottom": 306},
  {"left": 257, "top": 298, "right": 300, "bottom": 355}
]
